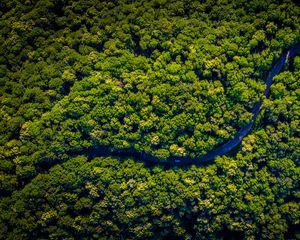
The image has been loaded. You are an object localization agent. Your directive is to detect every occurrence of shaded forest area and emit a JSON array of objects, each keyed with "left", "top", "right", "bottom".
[{"left": 0, "top": 0, "right": 300, "bottom": 239}]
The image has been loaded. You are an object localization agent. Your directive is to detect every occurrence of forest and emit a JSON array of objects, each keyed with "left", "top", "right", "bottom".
[{"left": 0, "top": 0, "right": 300, "bottom": 239}]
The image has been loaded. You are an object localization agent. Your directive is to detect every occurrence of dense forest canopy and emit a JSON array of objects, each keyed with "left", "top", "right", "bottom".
[{"left": 0, "top": 0, "right": 300, "bottom": 239}]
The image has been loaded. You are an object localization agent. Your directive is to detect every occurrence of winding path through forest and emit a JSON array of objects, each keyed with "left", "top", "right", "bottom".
[{"left": 84, "top": 42, "right": 300, "bottom": 166}]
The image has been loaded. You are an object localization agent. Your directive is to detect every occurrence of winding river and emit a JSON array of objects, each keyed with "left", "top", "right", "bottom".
[{"left": 83, "top": 42, "right": 300, "bottom": 166}]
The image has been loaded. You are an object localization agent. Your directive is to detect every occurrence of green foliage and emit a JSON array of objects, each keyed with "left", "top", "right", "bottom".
[{"left": 0, "top": 0, "right": 300, "bottom": 239}]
